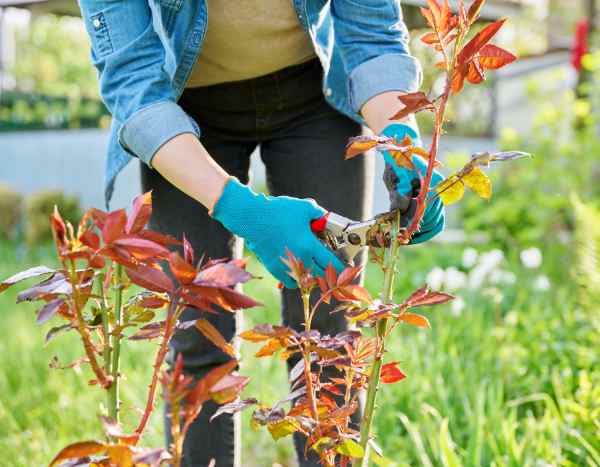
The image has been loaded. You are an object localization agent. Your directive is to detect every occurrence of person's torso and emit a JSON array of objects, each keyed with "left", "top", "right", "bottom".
[
  {"left": 186, "top": 0, "right": 316, "bottom": 88},
  {"left": 105, "top": 0, "right": 369, "bottom": 204}
]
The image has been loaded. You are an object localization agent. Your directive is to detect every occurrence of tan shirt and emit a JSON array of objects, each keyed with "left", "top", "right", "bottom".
[{"left": 186, "top": 0, "right": 317, "bottom": 88}]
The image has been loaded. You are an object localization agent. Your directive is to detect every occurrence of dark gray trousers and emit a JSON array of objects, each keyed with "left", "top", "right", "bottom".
[{"left": 140, "top": 58, "right": 373, "bottom": 467}]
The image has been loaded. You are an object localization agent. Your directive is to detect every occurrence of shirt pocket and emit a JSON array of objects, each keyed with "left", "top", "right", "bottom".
[
  {"left": 87, "top": 11, "right": 114, "bottom": 58},
  {"left": 156, "top": 0, "right": 183, "bottom": 31}
]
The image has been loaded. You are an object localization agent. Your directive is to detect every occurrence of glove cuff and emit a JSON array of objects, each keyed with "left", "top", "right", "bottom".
[{"left": 211, "top": 177, "right": 256, "bottom": 222}]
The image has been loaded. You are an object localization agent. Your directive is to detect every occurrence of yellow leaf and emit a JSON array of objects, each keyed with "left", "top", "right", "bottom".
[
  {"left": 239, "top": 329, "right": 270, "bottom": 342},
  {"left": 389, "top": 150, "right": 414, "bottom": 170},
  {"left": 255, "top": 338, "right": 283, "bottom": 358},
  {"left": 398, "top": 312, "right": 431, "bottom": 328},
  {"left": 463, "top": 166, "right": 492, "bottom": 199},
  {"left": 106, "top": 445, "right": 134, "bottom": 467},
  {"left": 349, "top": 311, "right": 371, "bottom": 323},
  {"left": 436, "top": 176, "right": 465, "bottom": 205},
  {"left": 312, "top": 437, "right": 333, "bottom": 453},
  {"left": 267, "top": 418, "right": 301, "bottom": 440},
  {"left": 196, "top": 318, "right": 236, "bottom": 357},
  {"left": 50, "top": 441, "right": 106, "bottom": 466},
  {"left": 335, "top": 438, "right": 365, "bottom": 458},
  {"left": 345, "top": 137, "right": 380, "bottom": 159},
  {"left": 411, "top": 146, "right": 431, "bottom": 159},
  {"left": 250, "top": 416, "right": 261, "bottom": 431}
]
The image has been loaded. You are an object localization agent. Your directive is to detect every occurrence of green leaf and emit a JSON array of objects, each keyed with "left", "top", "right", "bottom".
[
  {"left": 372, "top": 452, "right": 397, "bottom": 467},
  {"left": 335, "top": 438, "right": 364, "bottom": 458},
  {"left": 267, "top": 418, "right": 300, "bottom": 440},
  {"left": 311, "top": 437, "right": 333, "bottom": 453},
  {"left": 440, "top": 418, "right": 463, "bottom": 467}
]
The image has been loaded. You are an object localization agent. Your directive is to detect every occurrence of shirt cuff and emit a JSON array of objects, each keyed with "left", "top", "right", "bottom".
[
  {"left": 348, "top": 53, "right": 423, "bottom": 114},
  {"left": 118, "top": 100, "right": 201, "bottom": 167}
]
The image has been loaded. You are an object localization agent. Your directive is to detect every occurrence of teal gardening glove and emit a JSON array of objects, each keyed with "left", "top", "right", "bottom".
[
  {"left": 212, "top": 178, "right": 344, "bottom": 288},
  {"left": 381, "top": 123, "right": 445, "bottom": 244}
]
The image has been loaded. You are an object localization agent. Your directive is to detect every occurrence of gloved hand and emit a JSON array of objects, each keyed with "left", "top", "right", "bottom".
[
  {"left": 381, "top": 123, "right": 445, "bottom": 244},
  {"left": 212, "top": 178, "right": 344, "bottom": 288}
]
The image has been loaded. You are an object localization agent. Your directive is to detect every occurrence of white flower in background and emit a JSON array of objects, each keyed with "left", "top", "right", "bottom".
[
  {"left": 444, "top": 267, "right": 467, "bottom": 291},
  {"left": 503, "top": 271, "right": 517, "bottom": 285},
  {"left": 480, "top": 249, "right": 504, "bottom": 269},
  {"left": 520, "top": 247, "right": 542, "bottom": 269},
  {"left": 489, "top": 269, "right": 517, "bottom": 285},
  {"left": 534, "top": 275, "right": 551, "bottom": 291},
  {"left": 451, "top": 296, "right": 465, "bottom": 316},
  {"left": 462, "top": 248, "right": 479, "bottom": 269},
  {"left": 426, "top": 267, "right": 445, "bottom": 290},
  {"left": 468, "top": 249, "right": 505, "bottom": 289},
  {"left": 469, "top": 266, "right": 487, "bottom": 289}
]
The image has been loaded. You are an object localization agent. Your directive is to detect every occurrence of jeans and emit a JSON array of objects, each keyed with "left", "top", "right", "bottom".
[{"left": 140, "top": 58, "right": 374, "bottom": 467}]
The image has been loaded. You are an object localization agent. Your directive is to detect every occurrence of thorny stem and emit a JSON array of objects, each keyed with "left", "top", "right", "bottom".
[
  {"left": 97, "top": 273, "right": 113, "bottom": 423},
  {"left": 385, "top": 304, "right": 410, "bottom": 339},
  {"left": 301, "top": 291, "right": 319, "bottom": 422},
  {"left": 108, "top": 263, "right": 123, "bottom": 422},
  {"left": 406, "top": 91, "right": 450, "bottom": 239},
  {"left": 343, "top": 367, "right": 354, "bottom": 431},
  {"left": 67, "top": 259, "right": 110, "bottom": 389},
  {"left": 357, "top": 14, "right": 473, "bottom": 466},
  {"left": 358, "top": 217, "right": 401, "bottom": 465},
  {"left": 171, "top": 397, "right": 183, "bottom": 467},
  {"left": 407, "top": 27, "right": 466, "bottom": 239},
  {"left": 356, "top": 22, "right": 467, "bottom": 463},
  {"left": 133, "top": 295, "right": 182, "bottom": 442}
]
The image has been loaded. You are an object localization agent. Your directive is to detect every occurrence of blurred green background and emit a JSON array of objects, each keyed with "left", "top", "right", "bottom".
[{"left": 0, "top": 1, "right": 599, "bottom": 466}]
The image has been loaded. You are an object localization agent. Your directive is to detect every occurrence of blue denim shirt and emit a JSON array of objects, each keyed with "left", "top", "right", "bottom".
[{"left": 79, "top": 0, "right": 422, "bottom": 207}]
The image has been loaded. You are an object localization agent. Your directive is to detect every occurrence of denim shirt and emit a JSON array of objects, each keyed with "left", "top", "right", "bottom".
[{"left": 79, "top": 0, "right": 422, "bottom": 207}]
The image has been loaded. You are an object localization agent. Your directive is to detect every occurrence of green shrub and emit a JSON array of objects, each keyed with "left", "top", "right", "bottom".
[
  {"left": 572, "top": 194, "right": 600, "bottom": 311},
  {"left": 25, "top": 190, "right": 82, "bottom": 245},
  {"left": 0, "top": 185, "right": 24, "bottom": 240},
  {"left": 458, "top": 89, "right": 600, "bottom": 248}
]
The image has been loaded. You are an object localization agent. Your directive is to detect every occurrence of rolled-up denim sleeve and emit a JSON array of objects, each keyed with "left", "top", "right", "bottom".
[
  {"left": 79, "top": 0, "right": 199, "bottom": 167},
  {"left": 331, "top": 0, "right": 423, "bottom": 114},
  {"left": 118, "top": 101, "right": 199, "bottom": 166}
]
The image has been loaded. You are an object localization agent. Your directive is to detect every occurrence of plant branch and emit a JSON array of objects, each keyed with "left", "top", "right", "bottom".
[
  {"left": 133, "top": 295, "right": 182, "bottom": 442},
  {"left": 68, "top": 259, "right": 110, "bottom": 389},
  {"left": 358, "top": 216, "right": 400, "bottom": 465},
  {"left": 97, "top": 273, "right": 114, "bottom": 424},
  {"left": 171, "top": 398, "right": 183, "bottom": 467},
  {"left": 108, "top": 263, "right": 123, "bottom": 422},
  {"left": 301, "top": 291, "right": 319, "bottom": 422}
]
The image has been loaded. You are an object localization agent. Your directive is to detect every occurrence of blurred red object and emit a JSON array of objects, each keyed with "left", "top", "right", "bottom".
[{"left": 572, "top": 20, "right": 589, "bottom": 72}]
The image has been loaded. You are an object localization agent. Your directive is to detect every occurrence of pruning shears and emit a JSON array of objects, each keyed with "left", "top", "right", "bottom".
[
  {"left": 310, "top": 177, "right": 423, "bottom": 265},
  {"left": 310, "top": 196, "right": 415, "bottom": 266}
]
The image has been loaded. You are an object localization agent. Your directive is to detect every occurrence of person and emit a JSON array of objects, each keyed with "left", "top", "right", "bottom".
[{"left": 78, "top": 1, "right": 445, "bottom": 465}]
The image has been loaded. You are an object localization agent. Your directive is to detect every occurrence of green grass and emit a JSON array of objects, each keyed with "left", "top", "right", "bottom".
[{"left": 0, "top": 240, "right": 598, "bottom": 467}]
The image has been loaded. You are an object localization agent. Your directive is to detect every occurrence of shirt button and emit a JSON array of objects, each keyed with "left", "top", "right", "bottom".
[
  {"left": 92, "top": 18, "right": 101, "bottom": 29},
  {"left": 325, "top": 88, "right": 333, "bottom": 97}
]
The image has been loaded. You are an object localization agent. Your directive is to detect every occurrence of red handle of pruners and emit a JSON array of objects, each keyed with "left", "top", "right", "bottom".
[{"left": 310, "top": 213, "right": 330, "bottom": 234}]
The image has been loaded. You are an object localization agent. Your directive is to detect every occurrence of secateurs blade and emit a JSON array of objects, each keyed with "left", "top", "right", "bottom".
[{"left": 310, "top": 205, "right": 412, "bottom": 266}]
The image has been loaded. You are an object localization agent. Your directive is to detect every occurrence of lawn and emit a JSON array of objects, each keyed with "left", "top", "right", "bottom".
[{"left": 0, "top": 238, "right": 598, "bottom": 467}]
